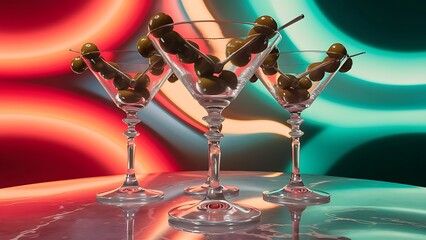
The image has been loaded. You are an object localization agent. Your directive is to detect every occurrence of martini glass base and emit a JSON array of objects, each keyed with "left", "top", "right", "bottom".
[
  {"left": 184, "top": 184, "right": 239, "bottom": 198},
  {"left": 96, "top": 186, "right": 164, "bottom": 205},
  {"left": 168, "top": 200, "right": 261, "bottom": 226},
  {"left": 263, "top": 185, "right": 330, "bottom": 205}
]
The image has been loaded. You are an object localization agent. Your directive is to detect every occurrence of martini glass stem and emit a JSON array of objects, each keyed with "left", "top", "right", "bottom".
[
  {"left": 122, "top": 109, "right": 142, "bottom": 188},
  {"left": 287, "top": 112, "right": 304, "bottom": 188},
  {"left": 203, "top": 107, "right": 225, "bottom": 198},
  {"left": 124, "top": 210, "right": 136, "bottom": 240},
  {"left": 291, "top": 210, "right": 302, "bottom": 240},
  {"left": 262, "top": 111, "right": 330, "bottom": 203}
]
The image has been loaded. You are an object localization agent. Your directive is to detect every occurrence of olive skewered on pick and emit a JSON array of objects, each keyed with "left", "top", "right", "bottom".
[
  {"left": 270, "top": 43, "right": 359, "bottom": 103},
  {"left": 71, "top": 42, "right": 156, "bottom": 103},
  {"left": 145, "top": 13, "right": 281, "bottom": 94}
]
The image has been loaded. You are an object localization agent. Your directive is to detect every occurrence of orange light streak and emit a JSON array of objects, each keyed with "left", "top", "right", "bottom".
[
  {"left": 260, "top": 172, "right": 285, "bottom": 178},
  {"left": 236, "top": 197, "right": 279, "bottom": 211},
  {"left": 0, "top": 86, "right": 177, "bottom": 175},
  {"left": 0, "top": 173, "right": 168, "bottom": 201},
  {"left": 0, "top": 1, "right": 151, "bottom": 76},
  {"left": 160, "top": 81, "right": 291, "bottom": 137},
  {"left": 0, "top": 175, "right": 124, "bottom": 201}
]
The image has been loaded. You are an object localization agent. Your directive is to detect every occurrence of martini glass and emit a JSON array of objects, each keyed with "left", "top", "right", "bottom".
[
  {"left": 73, "top": 49, "right": 172, "bottom": 204},
  {"left": 257, "top": 50, "right": 351, "bottom": 205},
  {"left": 148, "top": 20, "right": 282, "bottom": 225}
]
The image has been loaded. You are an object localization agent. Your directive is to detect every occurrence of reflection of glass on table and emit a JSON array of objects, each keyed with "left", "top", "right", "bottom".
[{"left": 0, "top": 172, "right": 424, "bottom": 239}]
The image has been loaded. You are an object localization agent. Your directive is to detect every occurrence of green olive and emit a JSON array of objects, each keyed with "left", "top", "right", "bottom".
[
  {"left": 277, "top": 74, "right": 296, "bottom": 90},
  {"left": 194, "top": 55, "right": 220, "bottom": 77},
  {"left": 118, "top": 90, "right": 142, "bottom": 103},
  {"left": 196, "top": 76, "right": 226, "bottom": 95},
  {"left": 322, "top": 56, "right": 340, "bottom": 73},
  {"left": 113, "top": 74, "right": 131, "bottom": 90},
  {"left": 298, "top": 77, "right": 312, "bottom": 89},
  {"left": 70, "top": 56, "right": 88, "bottom": 74},
  {"left": 148, "top": 12, "right": 174, "bottom": 38},
  {"left": 249, "top": 75, "right": 258, "bottom": 83},
  {"left": 282, "top": 88, "right": 310, "bottom": 103},
  {"left": 246, "top": 30, "right": 268, "bottom": 53},
  {"left": 306, "top": 62, "right": 325, "bottom": 81},
  {"left": 327, "top": 43, "right": 347, "bottom": 59},
  {"left": 167, "top": 73, "right": 179, "bottom": 83},
  {"left": 339, "top": 58, "right": 353, "bottom": 73},
  {"left": 100, "top": 62, "right": 119, "bottom": 79},
  {"left": 262, "top": 64, "right": 278, "bottom": 75},
  {"left": 149, "top": 55, "right": 166, "bottom": 69},
  {"left": 230, "top": 51, "right": 251, "bottom": 67},
  {"left": 273, "top": 84, "right": 284, "bottom": 98},
  {"left": 226, "top": 38, "right": 244, "bottom": 56},
  {"left": 226, "top": 38, "right": 251, "bottom": 67},
  {"left": 218, "top": 70, "right": 238, "bottom": 90},
  {"left": 81, "top": 43, "right": 100, "bottom": 59},
  {"left": 178, "top": 40, "right": 200, "bottom": 64},
  {"left": 149, "top": 68, "right": 164, "bottom": 76},
  {"left": 89, "top": 57, "right": 106, "bottom": 72},
  {"left": 136, "top": 35, "right": 156, "bottom": 58},
  {"left": 134, "top": 73, "right": 150, "bottom": 90},
  {"left": 261, "top": 48, "right": 279, "bottom": 68},
  {"left": 159, "top": 30, "right": 185, "bottom": 54},
  {"left": 148, "top": 55, "right": 166, "bottom": 76},
  {"left": 136, "top": 87, "right": 150, "bottom": 101},
  {"left": 252, "top": 15, "right": 277, "bottom": 38}
]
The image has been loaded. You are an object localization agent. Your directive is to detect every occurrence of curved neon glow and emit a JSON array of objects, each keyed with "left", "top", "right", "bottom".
[
  {"left": 0, "top": 1, "right": 151, "bottom": 77},
  {"left": 249, "top": 0, "right": 426, "bottom": 85},
  {"left": 0, "top": 86, "right": 178, "bottom": 175}
]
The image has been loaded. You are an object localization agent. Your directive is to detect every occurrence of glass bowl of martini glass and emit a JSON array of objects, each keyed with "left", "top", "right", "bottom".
[
  {"left": 256, "top": 45, "right": 361, "bottom": 205},
  {"left": 70, "top": 45, "right": 173, "bottom": 205},
  {"left": 146, "top": 13, "right": 282, "bottom": 225}
]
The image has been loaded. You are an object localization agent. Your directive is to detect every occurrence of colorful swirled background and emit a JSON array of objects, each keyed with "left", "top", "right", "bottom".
[{"left": 0, "top": 0, "right": 425, "bottom": 188}]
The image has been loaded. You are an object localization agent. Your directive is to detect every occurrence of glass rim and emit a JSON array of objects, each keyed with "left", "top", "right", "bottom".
[
  {"left": 146, "top": 19, "right": 280, "bottom": 37},
  {"left": 71, "top": 50, "right": 157, "bottom": 66},
  {"left": 75, "top": 51, "right": 163, "bottom": 74},
  {"left": 70, "top": 49, "right": 140, "bottom": 55},
  {"left": 270, "top": 50, "right": 348, "bottom": 58}
]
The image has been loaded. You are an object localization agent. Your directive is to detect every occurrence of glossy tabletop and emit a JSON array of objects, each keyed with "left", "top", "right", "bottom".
[{"left": 0, "top": 171, "right": 425, "bottom": 240}]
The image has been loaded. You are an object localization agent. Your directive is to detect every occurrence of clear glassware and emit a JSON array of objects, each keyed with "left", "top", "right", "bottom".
[
  {"left": 114, "top": 203, "right": 142, "bottom": 240},
  {"left": 283, "top": 202, "right": 349, "bottom": 240},
  {"left": 75, "top": 49, "right": 172, "bottom": 204},
  {"left": 256, "top": 50, "right": 351, "bottom": 205},
  {"left": 148, "top": 20, "right": 282, "bottom": 225},
  {"left": 169, "top": 219, "right": 259, "bottom": 238}
]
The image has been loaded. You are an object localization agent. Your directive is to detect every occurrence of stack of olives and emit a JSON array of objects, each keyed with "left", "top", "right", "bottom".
[
  {"left": 137, "top": 13, "right": 192, "bottom": 85},
  {"left": 272, "top": 43, "right": 352, "bottom": 104},
  {"left": 228, "top": 15, "right": 278, "bottom": 66},
  {"left": 274, "top": 74, "right": 311, "bottom": 104},
  {"left": 226, "top": 15, "right": 279, "bottom": 84},
  {"left": 259, "top": 47, "right": 279, "bottom": 77},
  {"left": 70, "top": 43, "right": 151, "bottom": 103},
  {"left": 145, "top": 13, "right": 278, "bottom": 95},
  {"left": 306, "top": 43, "right": 349, "bottom": 82},
  {"left": 136, "top": 30, "right": 178, "bottom": 83}
]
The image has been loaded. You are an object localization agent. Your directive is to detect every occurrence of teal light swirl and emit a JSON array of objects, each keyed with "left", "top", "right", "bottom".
[{"left": 244, "top": 0, "right": 426, "bottom": 177}]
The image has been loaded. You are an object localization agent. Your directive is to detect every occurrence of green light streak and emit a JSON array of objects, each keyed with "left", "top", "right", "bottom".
[{"left": 249, "top": 0, "right": 426, "bottom": 85}]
